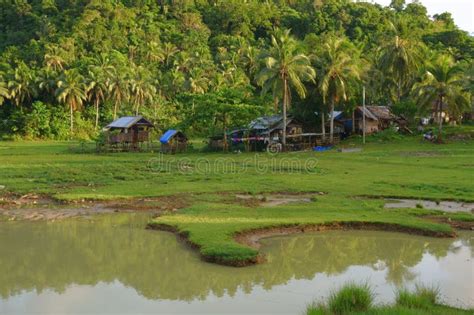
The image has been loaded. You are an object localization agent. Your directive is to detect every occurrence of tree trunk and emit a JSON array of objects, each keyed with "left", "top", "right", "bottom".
[
  {"left": 329, "top": 98, "right": 335, "bottom": 144},
  {"left": 114, "top": 103, "right": 117, "bottom": 120},
  {"left": 223, "top": 113, "right": 228, "bottom": 152},
  {"left": 282, "top": 78, "right": 288, "bottom": 148},
  {"left": 70, "top": 103, "right": 74, "bottom": 137},
  {"left": 321, "top": 111, "right": 325, "bottom": 141},
  {"left": 352, "top": 109, "right": 356, "bottom": 133},
  {"left": 437, "top": 96, "right": 443, "bottom": 142},
  {"left": 95, "top": 99, "right": 99, "bottom": 130},
  {"left": 397, "top": 78, "right": 402, "bottom": 102}
]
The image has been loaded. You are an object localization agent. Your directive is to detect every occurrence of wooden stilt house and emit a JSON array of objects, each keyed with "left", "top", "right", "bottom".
[{"left": 102, "top": 116, "right": 154, "bottom": 152}]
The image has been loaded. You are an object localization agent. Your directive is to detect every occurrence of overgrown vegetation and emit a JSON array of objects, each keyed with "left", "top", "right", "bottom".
[
  {"left": 0, "top": 0, "right": 472, "bottom": 140},
  {"left": 306, "top": 283, "right": 472, "bottom": 315}
]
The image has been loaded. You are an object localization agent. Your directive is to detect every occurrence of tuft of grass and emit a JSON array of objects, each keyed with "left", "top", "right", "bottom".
[
  {"left": 306, "top": 283, "right": 471, "bottom": 315},
  {"left": 327, "top": 282, "right": 374, "bottom": 314},
  {"left": 396, "top": 285, "right": 440, "bottom": 310},
  {"left": 416, "top": 203, "right": 424, "bottom": 209},
  {"left": 306, "top": 302, "right": 331, "bottom": 315}
]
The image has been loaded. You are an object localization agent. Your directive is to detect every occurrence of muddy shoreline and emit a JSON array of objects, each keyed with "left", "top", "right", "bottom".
[
  {"left": 148, "top": 221, "right": 457, "bottom": 267},
  {"left": 0, "top": 193, "right": 188, "bottom": 221}
]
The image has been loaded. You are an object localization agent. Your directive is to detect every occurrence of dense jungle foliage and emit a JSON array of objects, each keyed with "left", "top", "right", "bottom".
[{"left": 0, "top": 0, "right": 472, "bottom": 139}]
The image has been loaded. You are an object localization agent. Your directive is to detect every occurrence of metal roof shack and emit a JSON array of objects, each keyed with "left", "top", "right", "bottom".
[
  {"left": 105, "top": 116, "right": 154, "bottom": 130},
  {"left": 101, "top": 116, "right": 154, "bottom": 152},
  {"left": 248, "top": 115, "right": 300, "bottom": 134}
]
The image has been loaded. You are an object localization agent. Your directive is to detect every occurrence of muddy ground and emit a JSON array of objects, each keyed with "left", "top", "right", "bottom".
[{"left": 0, "top": 193, "right": 189, "bottom": 221}]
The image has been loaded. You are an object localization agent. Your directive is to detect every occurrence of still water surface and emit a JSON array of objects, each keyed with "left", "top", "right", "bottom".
[{"left": 0, "top": 214, "right": 472, "bottom": 314}]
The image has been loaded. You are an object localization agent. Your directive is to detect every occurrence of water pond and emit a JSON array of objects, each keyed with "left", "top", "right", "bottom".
[{"left": 0, "top": 214, "right": 472, "bottom": 314}]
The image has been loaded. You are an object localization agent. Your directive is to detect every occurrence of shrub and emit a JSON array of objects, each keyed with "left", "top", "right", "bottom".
[
  {"left": 24, "top": 101, "right": 52, "bottom": 139},
  {"left": 328, "top": 282, "right": 374, "bottom": 314}
]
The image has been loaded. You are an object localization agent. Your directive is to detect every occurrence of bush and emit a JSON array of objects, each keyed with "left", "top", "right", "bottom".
[
  {"left": 24, "top": 101, "right": 52, "bottom": 139},
  {"left": 392, "top": 100, "right": 422, "bottom": 125},
  {"left": 328, "top": 282, "right": 374, "bottom": 314}
]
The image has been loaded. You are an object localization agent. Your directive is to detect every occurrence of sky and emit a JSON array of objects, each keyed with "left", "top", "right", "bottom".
[{"left": 369, "top": 0, "right": 474, "bottom": 33}]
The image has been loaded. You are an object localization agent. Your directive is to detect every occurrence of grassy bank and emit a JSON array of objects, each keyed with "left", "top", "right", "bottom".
[
  {"left": 306, "top": 283, "right": 472, "bottom": 315},
  {"left": 1, "top": 128, "right": 473, "bottom": 265}
]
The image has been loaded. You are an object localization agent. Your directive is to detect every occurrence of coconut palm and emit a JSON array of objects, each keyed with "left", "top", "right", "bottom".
[
  {"left": 87, "top": 67, "right": 108, "bottom": 130},
  {"left": 162, "top": 42, "right": 179, "bottom": 67},
  {"left": 257, "top": 29, "right": 315, "bottom": 147},
  {"left": 413, "top": 55, "right": 470, "bottom": 140},
  {"left": 0, "top": 75, "right": 9, "bottom": 106},
  {"left": 56, "top": 70, "right": 87, "bottom": 135},
  {"left": 7, "top": 63, "right": 36, "bottom": 108},
  {"left": 36, "top": 68, "right": 58, "bottom": 104},
  {"left": 185, "top": 68, "right": 210, "bottom": 94},
  {"left": 378, "top": 21, "right": 422, "bottom": 102},
  {"left": 317, "top": 37, "right": 361, "bottom": 144},
  {"left": 145, "top": 41, "right": 165, "bottom": 64},
  {"left": 130, "top": 66, "right": 156, "bottom": 115},
  {"left": 44, "top": 45, "right": 67, "bottom": 72},
  {"left": 107, "top": 68, "right": 130, "bottom": 120}
]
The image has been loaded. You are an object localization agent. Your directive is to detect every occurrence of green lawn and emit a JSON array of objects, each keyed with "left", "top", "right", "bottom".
[{"left": 1, "top": 128, "right": 473, "bottom": 264}]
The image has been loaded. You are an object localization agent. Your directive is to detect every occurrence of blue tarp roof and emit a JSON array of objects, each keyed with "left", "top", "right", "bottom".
[
  {"left": 330, "top": 111, "right": 344, "bottom": 120},
  {"left": 160, "top": 130, "right": 178, "bottom": 144}
]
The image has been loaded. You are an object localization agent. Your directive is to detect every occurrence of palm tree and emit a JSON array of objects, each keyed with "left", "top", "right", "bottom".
[
  {"left": 257, "top": 29, "right": 315, "bottom": 147},
  {"left": 185, "top": 68, "right": 210, "bottom": 94},
  {"left": 7, "top": 63, "right": 36, "bottom": 108},
  {"left": 56, "top": 70, "right": 87, "bottom": 135},
  {"left": 378, "top": 21, "right": 422, "bottom": 102},
  {"left": 106, "top": 68, "right": 130, "bottom": 120},
  {"left": 0, "top": 75, "right": 10, "bottom": 106},
  {"left": 162, "top": 42, "right": 179, "bottom": 67},
  {"left": 413, "top": 55, "right": 470, "bottom": 140},
  {"left": 87, "top": 67, "right": 108, "bottom": 130},
  {"left": 145, "top": 41, "right": 165, "bottom": 64},
  {"left": 44, "top": 45, "right": 67, "bottom": 72},
  {"left": 36, "top": 68, "right": 58, "bottom": 104},
  {"left": 130, "top": 66, "right": 156, "bottom": 115},
  {"left": 317, "top": 37, "right": 361, "bottom": 144}
]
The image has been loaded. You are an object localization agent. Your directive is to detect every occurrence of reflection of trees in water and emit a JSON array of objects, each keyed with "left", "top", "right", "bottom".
[
  {"left": 261, "top": 231, "right": 455, "bottom": 286},
  {"left": 0, "top": 216, "right": 468, "bottom": 302}
]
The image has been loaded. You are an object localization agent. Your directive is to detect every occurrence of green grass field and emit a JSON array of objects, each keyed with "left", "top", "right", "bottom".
[{"left": 1, "top": 128, "right": 473, "bottom": 264}]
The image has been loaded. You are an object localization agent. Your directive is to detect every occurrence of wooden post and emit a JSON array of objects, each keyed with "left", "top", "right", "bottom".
[
  {"left": 223, "top": 113, "right": 228, "bottom": 152},
  {"left": 321, "top": 111, "right": 326, "bottom": 142},
  {"left": 363, "top": 86, "right": 366, "bottom": 144}
]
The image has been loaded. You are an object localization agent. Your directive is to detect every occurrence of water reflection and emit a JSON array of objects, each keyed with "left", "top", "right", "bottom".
[{"left": 0, "top": 214, "right": 472, "bottom": 312}]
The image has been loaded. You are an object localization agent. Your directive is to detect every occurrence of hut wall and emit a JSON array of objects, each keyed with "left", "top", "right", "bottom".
[{"left": 355, "top": 119, "right": 379, "bottom": 134}]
